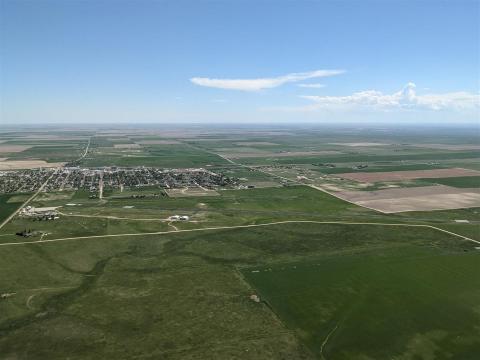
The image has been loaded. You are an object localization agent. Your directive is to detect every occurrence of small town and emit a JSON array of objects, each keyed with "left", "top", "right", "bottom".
[{"left": 0, "top": 167, "right": 239, "bottom": 194}]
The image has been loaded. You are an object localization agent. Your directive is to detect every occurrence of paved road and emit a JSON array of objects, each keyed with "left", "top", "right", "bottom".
[
  {"left": 0, "top": 169, "right": 58, "bottom": 231},
  {"left": 1, "top": 219, "right": 478, "bottom": 247},
  {"left": 78, "top": 137, "right": 91, "bottom": 161}
]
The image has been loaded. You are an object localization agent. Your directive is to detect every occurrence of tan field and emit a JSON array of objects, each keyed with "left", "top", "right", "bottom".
[
  {"left": 329, "top": 142, "right": 390, "bottom": 147},
  {"left": 0, "top": 159, "right": 64, "bottom": 170},
  {"left": 336, "top": 185, "right": 480, "bottom": 213},
  {"left": 338, "top": 168, "right": 480, "bottom": 182},
  {"left": 137, "top": 140, "right": 181, "bottom": 145},
  {"left": 113, "top": 143, "right": 141, "bottom": 149},
  {"left": 165, "top": 187, "right": 220, "bottom": 197},
  {"left": 0, "top": 145, "right": 32, "bottom": 153}
]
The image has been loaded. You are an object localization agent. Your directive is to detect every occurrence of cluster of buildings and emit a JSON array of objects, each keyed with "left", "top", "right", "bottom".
[
  {"left": 20, "top": 206, "right": 60, "bottom": 220},
  {"left": 0, "top": 169, "right": 53, "bottom": 193},
  {"left": 0, "top": 167, "right": 239, "bottom": 195},
  {"left": 168, "top": 215, "right": 190, "bottom": 221}
]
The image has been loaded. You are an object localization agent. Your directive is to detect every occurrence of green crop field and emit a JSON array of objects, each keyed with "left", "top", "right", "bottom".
[
  {"left": 237, "top": 151, "right": 480, "bottom": 166},
  {"left": 421, "top": 176, "right": 480, "bottom": 188},
  {"left": 243, "top": 248, "right": 480, "bottom": 359},
  {"left": 311, "top": 163, "right": 448, "bottom": 174}
]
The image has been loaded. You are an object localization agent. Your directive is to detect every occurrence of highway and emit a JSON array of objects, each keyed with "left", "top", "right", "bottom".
[{"left": 0, "top": 169, "right": 59, "bottom": 231}]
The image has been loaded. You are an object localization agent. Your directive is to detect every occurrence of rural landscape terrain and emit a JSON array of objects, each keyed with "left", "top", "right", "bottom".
[{"left": 0, "top": 124, "right": 479, "bottom": 359}]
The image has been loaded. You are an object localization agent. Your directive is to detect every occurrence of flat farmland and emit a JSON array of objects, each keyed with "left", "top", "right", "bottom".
[
  {"left": 242, "top": 151, "right": 480, "bottom": 165},
  {"left": 336, "top": 168, "right": 480, "bottom": 183},
  {"left": 0, "top": 159, "right": 65, "bottom": 170},
  {"left": 218, "top": 149, "right": 341, "bottom": 159},
  {"left": 0, "top": 145, "right": 33, "bottom": 153},
  {"left": 82, "top": 143, "right": 229, "bottom": 168},
  {"left": 422, "top": 176, "right": 480, "bottom": 188},
  {"left": 336, "top": 185, "right": 480, "bottom": 213},
  {"left": 5, "top": 144, "right": 85, "bottom": 162}
]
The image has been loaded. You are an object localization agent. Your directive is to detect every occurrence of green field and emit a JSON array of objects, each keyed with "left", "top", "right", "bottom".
[
  {"left": 311, "top": 163, "right": 448, "bottom": 174},
  {"left": 0, "top": 195, "right": 20, "bottom": 223},
  {"left": 421, "top": 176, "right": 480, "bottom": 188},
  {"left": 80, "top": 143, "right": 230, "bottom": 168},
  {"left": 1, "top": 222, "right": 478, "bottom": 359},
  {"left": 238, "top": 151, "right": 480, "bottom": 165},
  {"left": 243, "top": 246, "right": 480, "bottom": 359}
]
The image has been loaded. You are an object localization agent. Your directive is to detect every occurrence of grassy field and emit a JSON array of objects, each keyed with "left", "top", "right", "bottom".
[
  {"left": 0, "top": 222, "right": 478, "bottom": 359},
  {"left": 0, "top": 194, "right": 21, "bottom": 223},
  {"left": 311, "top": 163, "right": 448, "bottom": 174},
  {"left": 243, "top": 245, "right": 480, "bottom": 359},
  {"left": 80, "top": 143, "right": 230, "bottom": 168},
  {"left": 420, "top": 176, "right": 480, "bottom": 188},
  {"left": 237, "top": 151, "right": 480, "bottom": 165},
  {"left": 5, "top": 145, "right": 85, "bottom": 163}
]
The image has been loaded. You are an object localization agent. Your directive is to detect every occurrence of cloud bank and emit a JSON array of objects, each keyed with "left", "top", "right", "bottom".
[
  {"left": 299, "top": 83, "right": 480, "bottom": 111},
  {"left": 190, "top": 69, "right": 344, "bottom": 91}
]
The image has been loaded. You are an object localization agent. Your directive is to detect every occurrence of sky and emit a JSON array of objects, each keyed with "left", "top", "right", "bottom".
[{"left": 1, "top": 0, "right": 479, "bottom": 125}]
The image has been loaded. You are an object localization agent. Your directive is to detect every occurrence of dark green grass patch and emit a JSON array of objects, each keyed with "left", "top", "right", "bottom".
[
  {"left": 6, "top": 145, "right": 83, "bottom": 162},
  {"left": 420, "top": 176, "right": 480, "bottom": 188},
  {"left": 243, "top": 247, "right": 480, "bottom": 359},
  {"left": 239, "top": 151, "right": 480, "bottom": 165},
  {"left": 312, "top": 163, "right": 448, "bottom": 174},
  {"left": 0, "top": 194, "right": 20, "bottom": 223},
  {"left": 81, "top": 148, "right": 229, "bottom": 168}
]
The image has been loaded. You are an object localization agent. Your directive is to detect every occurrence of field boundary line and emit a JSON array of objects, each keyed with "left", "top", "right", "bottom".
[
  {"left": 320, "top": 323, "right": 340, "bottom": 360},
  {"left": 1, "top": 220, "right": 478, "bottom": 247}
]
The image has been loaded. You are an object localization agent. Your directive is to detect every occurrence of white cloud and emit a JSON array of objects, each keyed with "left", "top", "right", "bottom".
[
  {"left": 299, "top": 83, "right": 480, "bottom": 111},
  {"left": 190, "top": 69, "right": 344, "bottom": 91},
  {"left": 297, "top": 83, "right": 326, "bottom": 88}
]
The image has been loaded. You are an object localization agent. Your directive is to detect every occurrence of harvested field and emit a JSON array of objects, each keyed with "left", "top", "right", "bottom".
[
  {"left": 165, "top": 187, "right": 220, "bottom": 197},
  {"left": 0, "top": 145, "right": 32, "bottom": 153},
  {"left": 338, "top": 168, "right": 480, "bottom": 183},
  {"left": 137, "top": 140, "right": 181, "bottom": 145},
  {"left": 0, "top": 160, "right": 64, "bottom": 170},
  {"left": 329, "top": 142, "right": 390, "bottom": 147},
  {"left": 336, "top": 185, "right": 480, "bottom": 213},
  {"left": 113, "top": 143, "right": 141, "bottom": 149}
]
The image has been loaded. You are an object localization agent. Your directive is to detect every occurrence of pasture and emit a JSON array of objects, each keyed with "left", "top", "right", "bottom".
[
  {"left": 243, "top": 246, "right": 480, "bottom": 359},
  {"left": 0, "top": 222, "right": 478, "bottom": 359}
]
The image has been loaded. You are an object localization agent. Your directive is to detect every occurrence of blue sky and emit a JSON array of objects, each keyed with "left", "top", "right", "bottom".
[{"left": 1, "top": 0, "right": 479, "bottom": 124}]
